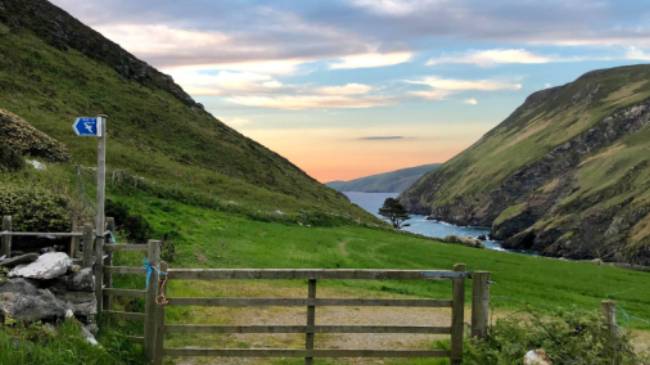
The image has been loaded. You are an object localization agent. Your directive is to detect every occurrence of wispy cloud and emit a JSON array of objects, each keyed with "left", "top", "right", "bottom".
[
  {"left": 318, "top": 83, "right": 373, "bottom": 95},
  {"left": 427, "top": 49, "right": 554, "bottom": 67},
  {"left": 329, "top": 51, "right": 413, "bottom": 69},
  {"left": 625, "top": 47, "right": 650, "bottom": 61},
  {"left": 464, "top": 98, "right": 478, "bottom": 105},
  {"left": 225, "top": 94, "right": 392, "bottom": 110},
  {"left": 408, "top": 76, "right": 522, "bottom": 100}
]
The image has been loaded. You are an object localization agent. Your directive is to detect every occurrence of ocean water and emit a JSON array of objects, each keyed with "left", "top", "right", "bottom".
[{"left": 344, "top": 191, "right": 505, "bottom": 251}]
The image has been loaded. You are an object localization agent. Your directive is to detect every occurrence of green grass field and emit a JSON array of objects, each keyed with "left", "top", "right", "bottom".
[{"left": 113, "top": 193, "right": 650, "bottom": 331}]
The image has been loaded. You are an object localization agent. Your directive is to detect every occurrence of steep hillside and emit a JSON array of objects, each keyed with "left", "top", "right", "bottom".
[
  {"left": 401, "top": 64, "right": 650, "bottom": 264},
  {"left": 0, "top": 0, "right": 375, "bottom": 225},
  {"left": 327, "top": 163, "right": 440, "bottom": 193}
]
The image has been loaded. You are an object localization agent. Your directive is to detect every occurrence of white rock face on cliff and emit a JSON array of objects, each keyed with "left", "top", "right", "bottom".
[{"left": 9, "top": 252, "right": 72, "bottom": 280}]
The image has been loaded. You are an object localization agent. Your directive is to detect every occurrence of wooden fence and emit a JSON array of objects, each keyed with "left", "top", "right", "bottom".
[
  {"left": 2, "top": 216, "right": 492, "bottom": 365},
  {"left": 104, "top": 239, "right": 491, "bottom": 365}
]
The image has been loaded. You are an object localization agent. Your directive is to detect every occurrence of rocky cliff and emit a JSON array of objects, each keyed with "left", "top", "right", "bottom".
[{"left": 401, "top": 64, "right": 650, "bottom": 264}]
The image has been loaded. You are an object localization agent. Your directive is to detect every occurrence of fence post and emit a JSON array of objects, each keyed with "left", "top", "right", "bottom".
[
  {"left": 103, "top": 217, "right": 115, "bottom": 310},
  {"left": 602, "top": 300, "right": 620, "bottom": 365},
  {"left": 471, "top": 271, "right": 490, "bottom": 338},
  {"left": 450, "top": 263, "right": 466, "bottom": 365},
  {"left": 145, "top": 240, "right": 161, "bottom": 363},
  {"left": 82, "top": 224, "right": 94, "bottom": 267},
  {"left": 1, "top": 215, "right": 12, "bottom": 258},
  {"left": 152, "top": 260, "right": 168, "bottom": 365},
  {"left": 305, "top": 278, "right": 317, "bottom": 365},
  {"left": 70, "top": 220, "right": 79, "bottom": 258},
  {"left": 94, "top": 232, "right": 105, "bottom": 314}
]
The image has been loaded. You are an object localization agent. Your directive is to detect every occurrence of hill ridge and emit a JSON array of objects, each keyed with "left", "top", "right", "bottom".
[{"left": 401, "top": 64, "right": 650, "bottom": 263}]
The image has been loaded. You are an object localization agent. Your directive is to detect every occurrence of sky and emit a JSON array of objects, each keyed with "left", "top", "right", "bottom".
[{"left": 51, "top": 0, "right": 650, "bottom": 182}]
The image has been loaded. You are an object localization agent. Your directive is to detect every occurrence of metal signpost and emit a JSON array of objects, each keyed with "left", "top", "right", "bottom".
[{"left": 72, "top": 115, "right": 107, "bottom": 312}]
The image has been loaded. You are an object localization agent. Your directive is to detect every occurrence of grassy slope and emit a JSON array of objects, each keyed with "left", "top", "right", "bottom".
[
  {"left": 405, "top": 65, "right": 650, "bottom": 207},
  {"left": 114, "top": 193, "right": 650, "bottom": 332},
  {"left": 328, "top": 163, "right": 440, "bottom": 193},
  {"left": 0, "top": 26, "right": 375, "bottom": 225}
]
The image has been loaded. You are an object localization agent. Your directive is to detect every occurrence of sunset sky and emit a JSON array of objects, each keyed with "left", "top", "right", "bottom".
[{"left": 52, "top": 0, "right": 650, "bottom": 182}]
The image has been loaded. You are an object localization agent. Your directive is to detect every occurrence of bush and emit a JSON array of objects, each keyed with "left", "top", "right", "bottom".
[
  {"left": 463, "top": 307, "right": 649, "bottom": 365},
  {"left": 105, "top": 199, "right": 152, "bottom": 242},
  {"left": 0, "top": 185, "right": 69, "bottom": 231},
  {"left": 0, "top": 144, "right": 24, "bottom": 171}
]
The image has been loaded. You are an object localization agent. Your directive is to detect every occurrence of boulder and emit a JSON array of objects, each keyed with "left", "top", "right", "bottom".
[
  {"left": 524, "top": 349, "right": 552, "bottom": 365},
  {"left": 0, "top": 253, "right": 39, "bottom": 268},
  {"left": 56, "top": 291, "right": 96, "bottom": 321},
  {"left": 52, "top": 267, "right": 94, "bottom": 292},
  {"left": 0, "top": 278, "right": 66, "bottom": 322},
  {"left": 9, "top": 252, "right": 72, "bottom": 280},
  {"left": 443, "top": 235, "right": 484, "bottom": 248}
]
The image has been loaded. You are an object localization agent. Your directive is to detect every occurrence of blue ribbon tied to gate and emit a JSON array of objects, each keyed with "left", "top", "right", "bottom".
[{"left": 143, "top": 258, "right": 168, "bottom": 288}]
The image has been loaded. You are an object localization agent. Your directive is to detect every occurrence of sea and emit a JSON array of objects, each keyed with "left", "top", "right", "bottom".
[{"left": 344, "top": 191, "right": 506, "bottom": 252}]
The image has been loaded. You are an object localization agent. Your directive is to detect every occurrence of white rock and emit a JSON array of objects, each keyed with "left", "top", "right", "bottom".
[
  {"left": 524, "top": 349, "right": 552, "bottom": 365},
  {"left": 65, "top": 309, "right": 74, "bottom": 319},
  {"left": 27, "top": 159, "right": 46, "bottom": 171},
  {"left": 9, "top": 252, "right": 72, "bottom": 280},
  {"left": 81, "top": 325, "right": 99, "bottom": 346}
]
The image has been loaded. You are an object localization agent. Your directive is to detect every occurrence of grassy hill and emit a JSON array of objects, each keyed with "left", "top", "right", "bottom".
[
  {"left": 401, "top": 64, "right": 650, "bottom": 264},
  {"left": 0, "top": 0, "right": 376, "bottom": 226},
  {"left": 327, "top": 163, "right": 440, "bottom": 193}
]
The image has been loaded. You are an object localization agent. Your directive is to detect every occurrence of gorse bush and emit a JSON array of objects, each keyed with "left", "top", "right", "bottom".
[
  {"left": 0, "top": 184, "right": 69, "bottom": 231},
  {"left": 463, "top": 307, "right": 649, "bottom": 365}
]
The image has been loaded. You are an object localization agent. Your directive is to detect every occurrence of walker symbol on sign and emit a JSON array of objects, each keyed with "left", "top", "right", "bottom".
[{"left": 72, "top": 117, "right": 103, "bottom": 137}]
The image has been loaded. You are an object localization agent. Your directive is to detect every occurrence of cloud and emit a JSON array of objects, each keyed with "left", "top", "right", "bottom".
[
  {"left": 225, "top": 94, "right": 391, "bottom": 110},
  {"left": 358, "top": 136, "right": 406, "bottom": 140},
  {"left": 350, "top": 0, "right": 441, "bottom": 16},
  {"left": 408, "top": 76, "right": 521, "bottom": 100},
  {"left": 329, "top": 51, "right": 413, "bottom": 69},
  {"left": 625, "top": 47, "right": 650, "bottom": 61},
  {"left": 318, "top": 83, "right": 372, "bottom": 95},
  {"left": 464, "top": 98, "right": 478, "bottom": 105},
  {"left": 427, "top": 49, "right": 554, "bottom": 67}
]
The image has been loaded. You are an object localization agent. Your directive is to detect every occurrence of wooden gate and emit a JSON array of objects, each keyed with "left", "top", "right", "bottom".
[{"left": 135, "top": 265, "right": 490, "bottom": 365}]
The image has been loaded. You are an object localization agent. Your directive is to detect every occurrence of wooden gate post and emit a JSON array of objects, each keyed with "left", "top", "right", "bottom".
[
  {"left": 305, "top": 278, "right": 317, "bottom": 365},
  {"left": 103, "top": 217, "right": 115, "bottom": 310},
  {"left": 82, "top": 224, "right": 94, "bottom": 267},
  {"left": 471, "top": 271, "right": 490, "bottom": 338},
  {"left": 1, "top": 215, "right": 12, "bottom": 258},
  {"left": 152, "top": 260, "right": 168, "bottom": 365},
  {"left": 450, "top": 263, "right": 466, "bottom": 365},
  {"left": 145, "top": 240, "right": 161, "bottom": 363}
]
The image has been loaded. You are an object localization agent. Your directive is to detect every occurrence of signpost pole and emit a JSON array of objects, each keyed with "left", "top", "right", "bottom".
[{"left": 94, "top": 115, "right": 107, "bottom": 314}]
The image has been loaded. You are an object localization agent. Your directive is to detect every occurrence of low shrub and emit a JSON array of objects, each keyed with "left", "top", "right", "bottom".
[
  {"left": 105, "top": 199, "right": 152, "bottom": 242},
  {"left": 0, "top": 185, "right": 69, "bottom": 231},
  {"left": 463, "top": 307, "right": 649, "bottom": 365}
]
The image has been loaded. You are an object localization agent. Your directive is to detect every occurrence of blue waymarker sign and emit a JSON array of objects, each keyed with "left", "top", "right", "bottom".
[{"left": 72, "top": 116, "right": 103, "bottom": 137}]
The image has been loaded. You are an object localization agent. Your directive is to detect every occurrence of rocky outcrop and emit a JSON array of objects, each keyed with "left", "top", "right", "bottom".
[{"left": 0, "top": 252, "right": 96, "bottom": 324}]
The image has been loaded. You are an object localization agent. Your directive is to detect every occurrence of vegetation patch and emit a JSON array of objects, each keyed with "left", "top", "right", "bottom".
[
  {"left": 0, "top": 184, "right": 70, "bottom": 232},
  {"left": 464, "top": 307, "right": 648, "bottom": 365}
]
